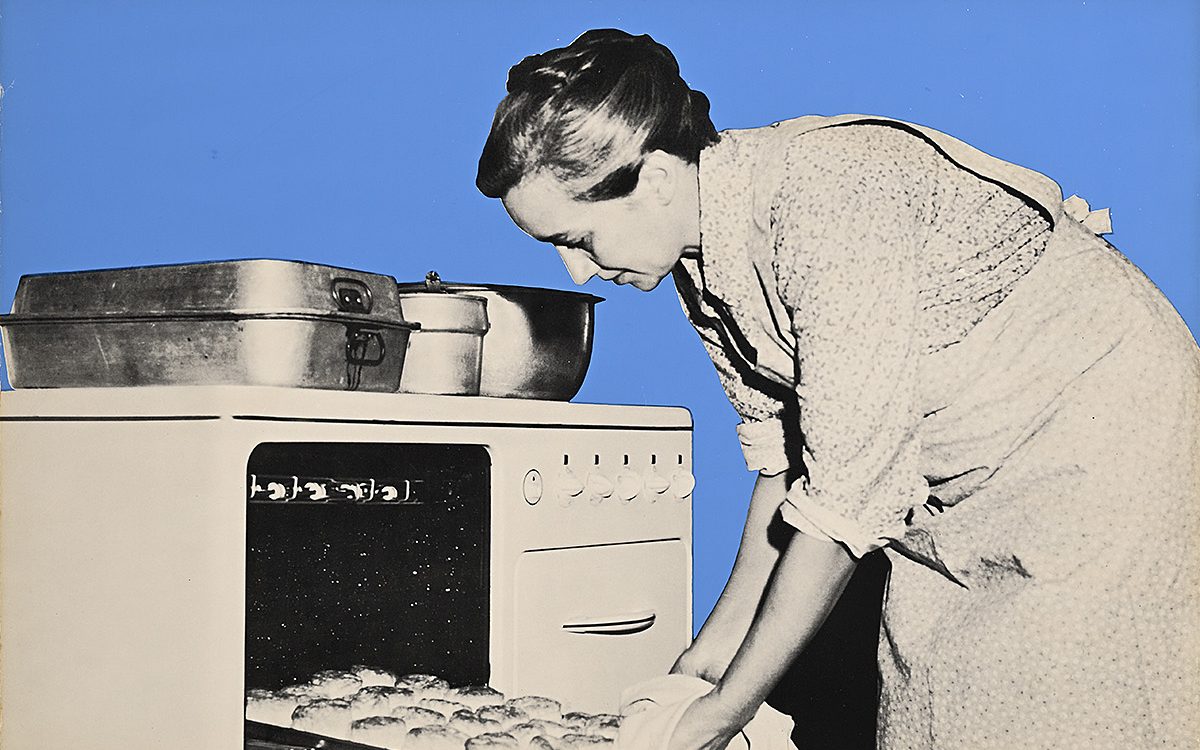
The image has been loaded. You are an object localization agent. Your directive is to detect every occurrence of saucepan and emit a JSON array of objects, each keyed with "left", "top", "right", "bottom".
[{"left": 396, "top": 273, "right": 602, "bottom": 400}]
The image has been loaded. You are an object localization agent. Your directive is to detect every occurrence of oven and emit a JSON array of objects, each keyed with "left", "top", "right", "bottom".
[
  {"left": 245, "top": 442, "right": 493, "bottom": 690},
  {"left": 0, "top": 385, "right": 693, "bottom": 750}
]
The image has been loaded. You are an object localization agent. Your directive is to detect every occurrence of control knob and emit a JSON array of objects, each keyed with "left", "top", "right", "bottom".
[
  {"left": 554, "top": 467, "right": 585, "bottom": 507},
  {"left": 644, "top": 469, "right": 670, "bottom": 500},
  {"left": 669, "top": 469, "right": 695, "bottom": 500},
  {"left": 585, "top": 471, "right": 615, "bottom": 504},
  {"left": 615, "top": 469, "right": 643, "bottom": 502}
]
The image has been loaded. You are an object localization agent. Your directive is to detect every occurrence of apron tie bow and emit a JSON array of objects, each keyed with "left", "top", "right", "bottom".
[{"left": 1063, "top": 194, "right": 1112, "bottom": 235}]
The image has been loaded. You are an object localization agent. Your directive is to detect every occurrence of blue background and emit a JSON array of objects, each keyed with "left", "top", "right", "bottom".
[{"left": 2, "top": 1, "right": 1197, "bottom": 633}]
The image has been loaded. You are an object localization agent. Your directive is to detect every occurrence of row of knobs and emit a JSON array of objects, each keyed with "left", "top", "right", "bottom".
[
  {"left": 522, "top": 464, "right": 695, "bottom": 506},
  {"left": 249, "top": 475, "right": 411, "bottom": 503}
]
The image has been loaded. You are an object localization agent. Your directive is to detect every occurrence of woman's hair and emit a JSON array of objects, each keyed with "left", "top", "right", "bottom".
[{"left": 476, "top": 29, "right": 718, "bottom": 201}]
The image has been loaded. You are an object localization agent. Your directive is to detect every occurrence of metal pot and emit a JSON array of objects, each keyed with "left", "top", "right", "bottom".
[
  {"left": 395, "top": 292, "right": 489, "bottom": 396},
  {"left": 396, "top": 276, "right": 602, "bottom": 400}
]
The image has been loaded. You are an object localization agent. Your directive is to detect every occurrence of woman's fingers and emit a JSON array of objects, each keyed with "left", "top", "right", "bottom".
[{"left": 667, "top": 691, "right": 745, "bottom": 750}]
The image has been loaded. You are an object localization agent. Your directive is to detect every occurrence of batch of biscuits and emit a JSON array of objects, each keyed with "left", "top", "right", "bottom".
[{"left": 246, "top": 665, "right": 622, "bottom": 750}]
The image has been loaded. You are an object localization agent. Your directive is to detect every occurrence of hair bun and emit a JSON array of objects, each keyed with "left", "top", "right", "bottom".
[
  {"left": 686, "top": 88, "right": 712, "bottom": 119},
  {"left": 507, "top": 54, "right": 568, "bottom": 93},
  {"left": 507, "top": 30, "right": 680, "bottom": 96}
]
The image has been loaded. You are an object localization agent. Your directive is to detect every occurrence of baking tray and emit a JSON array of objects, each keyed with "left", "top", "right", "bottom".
[
  {"left": 1, "top": 259, "right": 417, "bottom": 391},
  {"left": 245, "top": 719, "right": 387, "bottom": 750}
]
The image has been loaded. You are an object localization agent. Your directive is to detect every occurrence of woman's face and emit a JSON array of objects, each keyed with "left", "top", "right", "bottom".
[{"left": 501, "top": 153, "right": 700, "bottom": 291}]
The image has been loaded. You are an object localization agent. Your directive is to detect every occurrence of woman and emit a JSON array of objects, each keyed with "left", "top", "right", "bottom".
[{"left": 476, "top": 29, "right": 1199, "bottom": 749}]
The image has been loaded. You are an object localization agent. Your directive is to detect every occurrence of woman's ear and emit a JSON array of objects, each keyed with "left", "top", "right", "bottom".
[{"left": 636, "top": 150, "right": 685, "bottom": 206}]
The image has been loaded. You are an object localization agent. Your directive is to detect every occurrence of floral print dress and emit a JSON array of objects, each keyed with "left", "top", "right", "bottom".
[{"left": 675, "top": 117, "right": 1199, "bottom": 749}]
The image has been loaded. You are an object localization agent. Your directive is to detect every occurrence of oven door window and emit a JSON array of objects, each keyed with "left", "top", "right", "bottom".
[{"left": 245, "top": 443, "right": 490, "bottom": 689}]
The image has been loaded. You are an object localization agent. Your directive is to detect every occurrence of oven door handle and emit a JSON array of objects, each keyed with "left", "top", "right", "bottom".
[{"left": 562, "top": 610, "right": 656, "bottom": 636}]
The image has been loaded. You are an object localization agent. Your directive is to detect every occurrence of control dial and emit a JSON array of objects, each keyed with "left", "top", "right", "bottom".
[
  {"left": 554, "top": 467, "right": 585, "bottom": 507},
  {"left": 615, "top": 469, "right": 643, "bottom": 502},
  {"left": 644, "top": 470, "right": 670, "bottom": 498},
  {"left": 669, "top": 468, "right": 696, "bottom": 500},
  {"left": 585, "top": 472, "right": 615, "bottom": 504}
]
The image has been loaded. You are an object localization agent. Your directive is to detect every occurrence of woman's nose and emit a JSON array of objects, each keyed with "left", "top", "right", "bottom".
[{"left": 556, "top": 246, "right": 600, "bottom": 285}]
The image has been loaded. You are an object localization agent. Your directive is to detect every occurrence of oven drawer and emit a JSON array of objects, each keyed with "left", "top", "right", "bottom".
[{"left": 512, "top": 540, "right": 689, "bottom": 712}]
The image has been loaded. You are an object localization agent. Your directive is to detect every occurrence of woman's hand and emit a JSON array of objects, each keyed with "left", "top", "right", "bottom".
[
  {"left": 672, "top": 532, "right": 859, "bottom": 750},
  {"left": 667, "top": 689, "right": 752, "bottom": 750}
]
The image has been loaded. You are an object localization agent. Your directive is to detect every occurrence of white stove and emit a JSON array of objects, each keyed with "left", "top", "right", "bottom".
[{"left": 0, "top": 386, "right": 693, "bottom": 750}]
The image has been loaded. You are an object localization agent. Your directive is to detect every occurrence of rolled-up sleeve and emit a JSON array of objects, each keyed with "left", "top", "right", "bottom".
[
  {"left": 689, "top": 326, "right": 789, "bottom": 475},
  {"left": 770, "top": 125, "right": 933, "bottom": 556},
  {"left": 735, "top": 417, "right": 787, "bottom": 475}
]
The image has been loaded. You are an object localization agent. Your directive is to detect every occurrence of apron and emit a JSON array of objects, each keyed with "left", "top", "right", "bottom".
[{"left": 694, "top": 114, "right": 1200, "bottom": 748}]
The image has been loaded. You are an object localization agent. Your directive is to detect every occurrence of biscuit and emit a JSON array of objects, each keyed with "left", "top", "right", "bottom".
[
  {"left": 352, "top": 665, "right": 400, "bottom": 688},
  {"left": 382, "top": 687, "right": 418, "bottom": 709},
  {"left": 291, "top": 697, "right": 354, "bottom": 739},
  {"left": 478, "top": 704, "right": 530, "bottom": 728},
  {"left": 453, "top": 685, "right": 507, "bottom": 709},
  {"left": 505, "top": 696, "right": 562, "bottom": 723},
  {"left": 349, "top": 686, "right": 400, "bottom": 719},
  {"left": 448, "top": 710, "right": 503, "bottom": 737},
  {"left": 561, "top": 734, "right": 614, "bottom": 749},
  {"left": 350, "top": 716, "right": 409, "bottom": 749},
  {"left": 390, "top": 705, "right": 448, "bottom": 729},
  {"left": 396, "top": 673, "right": 452, "bottom": 696},
  {"left": 308, "top": 669, "right": 364, "bottom": 699},
  {"left": 559, "top": 713, "right": 593, "bottom": 731},
  {"left": 244, "top": 689, "right": 296, "bottom": 727},
  {"left": 508, "top": 720, "right": 571, "bottom": 750},
  {"left": 585, "top": 714, "right": 620, "bottom": 740},
  {"left": 419, "top": 697, "right": 470, "bottom": 717},
  {"left": 531, "top": 733, "right": 615, "bottom": 750},
  {"left": 276, "top": 683, "right": 322, "bottom": 705},
  {"left": 405, "top": 724, "right": 470, "bottom": 750},
  {"left": 467, "top": 731, "right": 520, "bottom": 750}
]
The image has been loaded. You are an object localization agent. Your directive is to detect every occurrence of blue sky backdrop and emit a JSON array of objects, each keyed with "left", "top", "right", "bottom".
[{"left": 2, "top": 1, "right": 1197, "bottom": 630}]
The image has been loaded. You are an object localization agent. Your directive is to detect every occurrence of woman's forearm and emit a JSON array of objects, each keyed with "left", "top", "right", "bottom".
[
  {"left": 694, "top": 472, "right": 789, "bottom": 639},
  {"left": 714, "top": 531, "right": 858, "bottom": 719}
]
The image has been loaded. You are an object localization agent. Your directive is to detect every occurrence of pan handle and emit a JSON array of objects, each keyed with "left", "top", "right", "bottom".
[
  {"left": 562, "top": 610, "right": 657, "bottom": 636},
  {"left": 346, "top": 327, "right": 386, "bottom": 366},
  {"left": 331, "top": 278, "right": 374, "bottom": 314}
]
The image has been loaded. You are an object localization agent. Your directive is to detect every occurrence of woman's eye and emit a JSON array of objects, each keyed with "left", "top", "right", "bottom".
[{"left": 549, "top": 234, "right": 592, "bottom": 254}]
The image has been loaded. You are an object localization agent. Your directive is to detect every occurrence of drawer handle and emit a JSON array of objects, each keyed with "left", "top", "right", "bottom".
[{"left": 562, "top": 610, "right": 656, "bottom": 636}]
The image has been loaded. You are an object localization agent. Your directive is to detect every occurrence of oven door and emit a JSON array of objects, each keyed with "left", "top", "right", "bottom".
[
  {"left": 511, "top": 539, "right": 689, "bottom": 711},
  {"left": 245, "top": 442, "right": 490, "bottom": 690}
]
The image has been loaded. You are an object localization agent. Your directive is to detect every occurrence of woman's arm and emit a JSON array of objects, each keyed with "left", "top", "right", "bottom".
[
  {"left": 668, "top": 531, "right": 858, "bottom": 750},
  {"left": 672, "top": 471, "right": 788, "bottom": 681}
]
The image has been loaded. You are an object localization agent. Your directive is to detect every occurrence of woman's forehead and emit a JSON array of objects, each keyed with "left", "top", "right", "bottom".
[{"left": 501, "top": 172, "right": 584, "bottom": 240}]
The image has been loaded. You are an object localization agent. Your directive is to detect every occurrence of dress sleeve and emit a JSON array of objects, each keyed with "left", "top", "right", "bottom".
[
  {"left": 769, "top": 125, "right": 934, "bottom": 556},
  {"left": 686, "top": 307, "right": 790, "bottom": 476}
]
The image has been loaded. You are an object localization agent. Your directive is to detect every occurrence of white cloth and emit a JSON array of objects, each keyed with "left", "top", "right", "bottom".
[{"left": 617, "top": 675, "right": 797, "bottom": 750}]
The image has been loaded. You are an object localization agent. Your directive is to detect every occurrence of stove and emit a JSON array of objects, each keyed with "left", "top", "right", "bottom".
[{"left": 0, "top": 385, "right": 693, "bottom": 750}]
